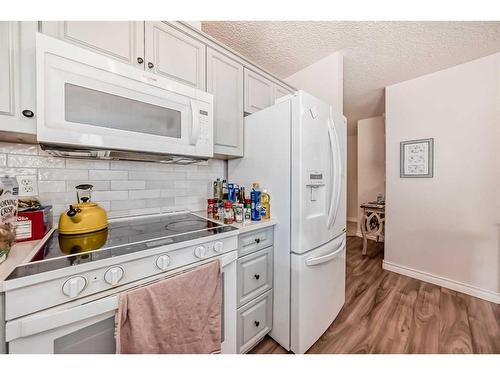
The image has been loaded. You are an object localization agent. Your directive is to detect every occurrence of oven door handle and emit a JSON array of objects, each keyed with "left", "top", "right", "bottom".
[{"left": 6, "top": 296, "right": 119, "bottom": 341}]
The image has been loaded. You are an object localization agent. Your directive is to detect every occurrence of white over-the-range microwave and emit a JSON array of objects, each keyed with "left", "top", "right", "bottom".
[{"left": 36, "top": 33, "right": 214, "bottom": 163}]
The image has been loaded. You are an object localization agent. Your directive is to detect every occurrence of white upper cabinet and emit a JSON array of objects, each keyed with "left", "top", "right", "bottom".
[
  {"left": 207, "top": 48, "right": 244, "bottom": 158},
  {"left": 275, "top": 84, "right": 293, "bottom": 101},
  {"left": 145, "top": 22, "right": 206, "bottom": 90},
  {"left": 0, "top": 21, "right": 37, "bottom": 140},
  {"left": 40, "top": 21, "right": 145, "bottom": 68},
  {"left": 244, "top": 68, "right": 275, "bottom": 114}
]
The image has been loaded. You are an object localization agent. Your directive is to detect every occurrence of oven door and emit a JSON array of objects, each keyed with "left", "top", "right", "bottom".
[
  {"left": 5, "top": 253, "right": 237, "bottom": 354},
  {"left": 36, "top": 33, "right": 213, "bottom": 158}
]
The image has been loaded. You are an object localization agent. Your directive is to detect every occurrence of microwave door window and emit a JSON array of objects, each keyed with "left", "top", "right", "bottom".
[{"left": 64, "top": 83, "right": 182, "bottom": 138}]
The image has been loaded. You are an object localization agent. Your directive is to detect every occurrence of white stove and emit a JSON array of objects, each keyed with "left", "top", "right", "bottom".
[{"left": 0, "top": 212, "right": 239, "bottom": 354}]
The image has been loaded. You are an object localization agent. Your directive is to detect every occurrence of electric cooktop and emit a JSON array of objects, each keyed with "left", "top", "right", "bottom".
[{"left": 7, "top": 212, "right": 236, "bottom": 279}]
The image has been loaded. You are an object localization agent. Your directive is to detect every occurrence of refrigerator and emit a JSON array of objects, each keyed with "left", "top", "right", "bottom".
[{"left": 228, "top": 90, "right": 347, "bottom": 354}]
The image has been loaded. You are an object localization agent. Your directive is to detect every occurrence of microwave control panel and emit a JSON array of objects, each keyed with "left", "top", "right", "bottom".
[{"left": 199, "top": 110, "right": 210, "bottom": 141}]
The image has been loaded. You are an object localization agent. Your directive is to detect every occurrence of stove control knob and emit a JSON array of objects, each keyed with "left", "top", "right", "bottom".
[
  {"left": 156, "top": 255, "right": 171, "bottom": 271},
  {"left": 104, "top": 267, "right": 124, "bottom": 286},
  {"left": 213, "top": 241, "right": 224, "bottom": 253},
  {"left": 194, "top": 246, "right": 207, "bottom": 259},
  {"left": 62, "top": 276, "right": 87, "bottom": 298}
]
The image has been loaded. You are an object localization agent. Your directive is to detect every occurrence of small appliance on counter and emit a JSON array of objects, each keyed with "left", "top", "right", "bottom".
[{"left": 58, "top": 184, "right": 108, "bottom": 235}]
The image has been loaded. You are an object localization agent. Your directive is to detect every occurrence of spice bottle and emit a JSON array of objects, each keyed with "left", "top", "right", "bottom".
[
  {"left": 244, "top": 198, "right": 251, "bottom": 223},
  {"left": 207, "top": 198, "right": 215, "bottom": 219},
  {"left": 223, "top": 201, "right": 234, "bottom": 224}
]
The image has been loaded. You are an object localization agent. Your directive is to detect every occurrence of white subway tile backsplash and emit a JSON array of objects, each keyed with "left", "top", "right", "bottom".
[
  {"left": 89, "top": 170, "right": 128, "bottom": 180},
  {"left": 92, "top": 190, "right": 128, "bottom": 201},
  {"left": 0, "top": 142, "right": 38, "bottom": 155},
  {"left": 9, "top": 154, "right": 65, "bottom": 169},
  {"left": 38, "top": 180, "right": 66, "bottom": 193},
  {"left": 0, "top": 167, "right": 37, "bottom": 176},
  {"left": 39, "top": 168, "right": 88, "bottom": 181},
  {"left": 111, "top": 199, "right": 146, "bottom": 211},
  {"left": 128, "top": 171, "right": 186, "bottom": 181},
  {"left": 111, "top": 180, "right": 145, "bottom": 190},
  {"left": 1, "top": 142, "right": 225, "bottom": 221},
  {"left": 66, "top": 159, "right": 110, "bottom": 170},
  {"left": 145, "top": 180, "right": 175, "bottom": 189},
  {"left": 129, "top": 189, "right": 161, "bottom": 199},
  {"left": 65, "top": 180, "right": 111, "bottom": 191}
]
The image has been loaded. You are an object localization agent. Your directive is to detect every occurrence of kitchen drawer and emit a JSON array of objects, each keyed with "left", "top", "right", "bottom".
[
  {"left": 237, "top": 247, "right": 273, "bottom": 307},
  {"left": 238, "top": 226, "right": 274, "bottom": 257},
  {"left": 237, "top": 290, "right": 273, "bottom": 353}
]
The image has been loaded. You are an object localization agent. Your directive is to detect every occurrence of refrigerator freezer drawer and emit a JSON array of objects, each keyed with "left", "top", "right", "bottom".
[{"left": 290, "top": 234, "right": 346, "bottom": 354}]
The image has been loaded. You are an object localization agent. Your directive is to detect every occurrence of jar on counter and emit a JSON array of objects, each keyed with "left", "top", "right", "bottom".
[
  {"left": 223, "top": 201, "right": 234, "bottom": 224},
  {"left": 244, "top": 198, "right": 251, "bottom": 223},
  {"left": 233, "top": 203, "right": 244, "bottom": 223},
  {"left": 207, "top": 198, "right": 215, "bottom": 219}
]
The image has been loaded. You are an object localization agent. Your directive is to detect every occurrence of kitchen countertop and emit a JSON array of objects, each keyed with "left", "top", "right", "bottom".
[
  {"left": 0, "top": 228, "right": 55, "bottom": 282},
  {"left": 0, "top": 212, "right": 277, "bottom": 282},
  {"left": 193, "top": 211, "right": 277, "bottom": 234}
]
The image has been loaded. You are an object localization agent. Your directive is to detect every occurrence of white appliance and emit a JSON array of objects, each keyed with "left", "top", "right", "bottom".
[
  {"left": 0, "top": 213, "right": 238, "bottom": 353},
  {"left": 228, "top": 91, "right": 347, "bottom": 353},
  {"left": 36, "top": 33, "right": 213, "bottom": 163}
]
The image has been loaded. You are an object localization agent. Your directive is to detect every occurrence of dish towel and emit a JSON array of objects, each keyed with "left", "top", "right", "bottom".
[{"left": 115, "top": 260, "right": 222, "bottom": 354}]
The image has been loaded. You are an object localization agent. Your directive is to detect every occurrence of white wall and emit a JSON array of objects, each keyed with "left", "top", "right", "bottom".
[
  {"left": 357, "top": 116, "right": 385, "bottom": 227},
  {"left": 385, "top": 53, "right": 500, "bottom": 302},
  {"left": 346, "top": 135, "right": 358, "bottom": 222},
  {"left": 285, "top": 52, "right": 343, "bottom": 114}
]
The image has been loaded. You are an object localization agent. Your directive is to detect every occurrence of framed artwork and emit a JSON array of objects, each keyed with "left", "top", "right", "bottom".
[{"left": 400, "top": 138, "right": 434, "bottom": 178}]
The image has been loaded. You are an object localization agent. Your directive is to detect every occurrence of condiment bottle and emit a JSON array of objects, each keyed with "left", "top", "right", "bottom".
[
  {"left": 207, "top": 198, "right": 215, "bottom": 219},
  {"left": 223, "top": 201, "right": 234, "bottom": 224},
  {"left": 251, "top": 182, "right": 262, "bottom": 221},
  {"left": 244, "top": 198, "right": 251, "bottom": 223},
  {"left": 261, "top": 189, "right": 271, "bottom": 220}
]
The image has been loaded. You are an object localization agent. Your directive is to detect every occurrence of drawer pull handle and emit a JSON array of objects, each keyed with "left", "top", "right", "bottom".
[
  {"left": 147, "top": 62, "right": 154, "bottom": 69},
  {"left": 254, "top": 321, "right": 260, "bottom": 327},
  {"left": 254, "top": 238, "right": 261, "bottom": 244},
  {"left": 22, "top": 109, "right": 34, "bottom": 118},
  {"left": 137, "top": 57, "right": 144, "bottom": 64},
  {"left": 254, "top": 274, "right": 260, "bottom": 280}
]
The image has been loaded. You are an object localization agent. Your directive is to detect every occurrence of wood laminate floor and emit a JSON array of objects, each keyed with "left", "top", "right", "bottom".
[{"left": 250, "top": 236, "right": 500, "bottom": 354}]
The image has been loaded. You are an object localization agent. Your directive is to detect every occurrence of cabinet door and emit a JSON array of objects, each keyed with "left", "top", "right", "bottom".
[
  {"left": 145, "top": 22, "right": 206, "bottom": 90},
  {"left": 40, "top": 21, "right": 144, "bottom": 68},
  {"left": 0, "top": 21, "right": 37, "bottom": 139},
  {"left": 274, "top": 84, "right": 293, "bottom": 101},
  {"left": 207, "top": 48, "right": 244, "bottom": 157},
  {"left": 244, "top": 68, "right": 274, "bottom": 114}
]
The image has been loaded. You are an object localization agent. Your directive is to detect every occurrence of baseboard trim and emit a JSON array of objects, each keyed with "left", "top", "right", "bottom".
[{"left": 382, "top": 260, "right": 500, "bottom": 304}]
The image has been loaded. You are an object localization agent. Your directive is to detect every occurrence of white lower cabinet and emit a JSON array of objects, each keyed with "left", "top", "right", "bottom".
[
  {"left": 236, "top": 225, "right": 275, "bottom": 353},
  {"left": 0, "top": 21, "right": 37, "bottom": 141},
  {"left": 237, "top": 290, "right": 273, "bottom": 353},
  {"left": 237, "top": 246, "right": 273, "bottom": 307}
]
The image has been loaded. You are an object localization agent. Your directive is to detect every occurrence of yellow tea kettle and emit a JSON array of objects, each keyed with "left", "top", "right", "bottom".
[{"left": 58, "top": 184, "right": 108, "bottom": 235}]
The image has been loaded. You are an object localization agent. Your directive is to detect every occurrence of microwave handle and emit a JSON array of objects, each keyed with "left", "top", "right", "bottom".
[{"left": 189, "top": 99, "right": 200, "bottom": 145}]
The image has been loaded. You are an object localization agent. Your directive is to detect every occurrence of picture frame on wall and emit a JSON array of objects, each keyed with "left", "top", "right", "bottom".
[{"left": 400, "top": 138, "right": 434, "bottom": 178}]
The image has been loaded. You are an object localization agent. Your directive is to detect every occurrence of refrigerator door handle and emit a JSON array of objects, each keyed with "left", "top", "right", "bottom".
[
  {"left": 327, "top": 112, "right": 342, "bottom": 229},
  {"left": 305, "top": 238, "right": 346, "bottom": 266}
]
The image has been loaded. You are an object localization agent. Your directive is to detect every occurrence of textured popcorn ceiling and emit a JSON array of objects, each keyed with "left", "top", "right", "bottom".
[{"left": 202, "top": 21, "right": 500, "bottom": 131}]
